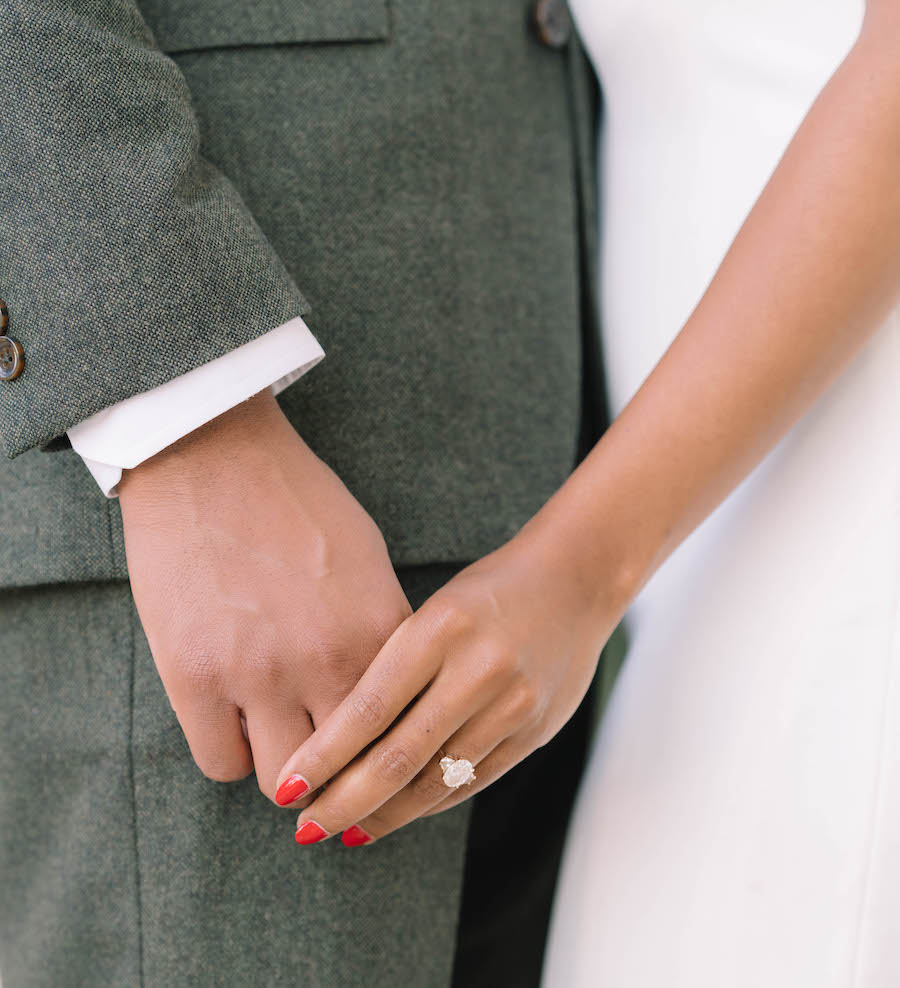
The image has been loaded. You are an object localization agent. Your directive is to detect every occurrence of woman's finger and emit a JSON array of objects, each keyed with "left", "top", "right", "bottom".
[
  {"left": 290, "top": 670, "right": 500, "bottom": 844},
  {"left": 339, "top": 701, "right": 526, "bottom": 846},
  {"left": 273, "top": 617, "right": 441, "bottom": 806},
  {"left": 420, "top": 738, "right": 532, "bottom": 818}
]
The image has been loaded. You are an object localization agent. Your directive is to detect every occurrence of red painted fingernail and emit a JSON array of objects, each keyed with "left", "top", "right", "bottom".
[
  {"left": 342, "top": 825, "right": 374, "bottom": 847},
  {"left": 295, "top": 821, "right": 328, "bottom": 845},
  {"left": 276, "top": 775, "right": 310, "bottom": 806}
]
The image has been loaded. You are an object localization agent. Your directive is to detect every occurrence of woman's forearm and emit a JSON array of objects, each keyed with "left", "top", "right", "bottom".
[{"left": 531, "top": 4, "right": 900, "bottom": 617}]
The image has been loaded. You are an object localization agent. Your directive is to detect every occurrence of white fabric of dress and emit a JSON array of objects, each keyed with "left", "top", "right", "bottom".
[{"left": 544, "top": 2, "right": 900, "bottom": 985}]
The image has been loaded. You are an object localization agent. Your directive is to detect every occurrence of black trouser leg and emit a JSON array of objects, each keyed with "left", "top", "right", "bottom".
[{"left": 452, "top": 686, "right": 595, "bottom": 988}]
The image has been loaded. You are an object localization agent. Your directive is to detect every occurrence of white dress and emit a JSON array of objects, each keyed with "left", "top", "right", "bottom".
[{"left": 543, "top": 2, "right": 900, "bottom": 985}]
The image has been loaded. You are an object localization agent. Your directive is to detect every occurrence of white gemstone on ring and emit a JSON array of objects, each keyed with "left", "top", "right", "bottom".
[{"left": 440, "top": 756, "right": 476, "bottom": 789}]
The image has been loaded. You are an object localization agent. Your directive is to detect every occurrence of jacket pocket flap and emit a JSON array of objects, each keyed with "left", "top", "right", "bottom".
[{"left": 140, "top": 0, "right": 390, "bottom": 54}]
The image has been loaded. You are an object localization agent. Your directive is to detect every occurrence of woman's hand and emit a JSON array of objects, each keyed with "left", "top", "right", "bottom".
[
  {"left": 274, "top": 519, "right": 629, "bottom": 846},
  {"left": 274, "top": 0, "right": 900, "bottom": 846}
]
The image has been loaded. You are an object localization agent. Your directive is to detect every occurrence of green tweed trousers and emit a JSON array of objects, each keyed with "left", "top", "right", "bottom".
[{"left": 0, "top": 565, "right": 471, "bottom": 988}]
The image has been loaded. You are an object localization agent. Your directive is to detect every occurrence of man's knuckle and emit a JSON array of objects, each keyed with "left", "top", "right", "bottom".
[
  {"left": 180, "top": 650, "right": 223, "bottom": 693},
  {"left": 317, "top": 642, "right": 358, "bottom": 676},
  {"left": 242, "top": 648, "right": 290, "bottom": 694}
]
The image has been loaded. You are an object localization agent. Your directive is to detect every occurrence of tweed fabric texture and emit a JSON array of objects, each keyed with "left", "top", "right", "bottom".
[
  {"left": 138, "top": 0, "right": 392, "bottom": 51},
  {"left": 0, "top": 0, "right": 312, "bottom": 458},
  {"left": 0, "top": 564, "right": 472, "bottom": 988},
  {"left": 0, "top": 0, "right": 602, "bottom": 588}
]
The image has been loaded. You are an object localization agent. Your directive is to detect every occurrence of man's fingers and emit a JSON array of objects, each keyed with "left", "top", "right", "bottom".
[
  {"left": 273, "top": 618, "right": 440, "bottom": 803},
  {"left": 173, "top": 697, "right": 254, "bottom": 783},
  {"left": 302, "top": 616, "right": 407, "bottom": 730},
  {"left": 245, "top": 704, "right": 315, "bottom": 805}
]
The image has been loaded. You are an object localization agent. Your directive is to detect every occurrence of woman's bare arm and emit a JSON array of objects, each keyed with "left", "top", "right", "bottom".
[
  {"left": 540, "top": 0, "right": 900, "bottom": 614},
  {"left": 268, "top": 2, "right": 900, "bottom": 846}
]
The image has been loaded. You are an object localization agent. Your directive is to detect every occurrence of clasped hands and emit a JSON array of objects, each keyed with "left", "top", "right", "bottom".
[{"left": 119, "top": 392, "right": 619, "bottom": 847}]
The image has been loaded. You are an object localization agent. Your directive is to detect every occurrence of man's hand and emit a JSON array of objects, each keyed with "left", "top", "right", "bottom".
[{"left": 117, "top": 390, "right": 411, "bottom": 804}]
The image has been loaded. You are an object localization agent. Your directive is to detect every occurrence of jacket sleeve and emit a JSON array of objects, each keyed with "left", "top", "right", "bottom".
[{"left": 0, "top": 0, "right": 312, "bottom": 458}]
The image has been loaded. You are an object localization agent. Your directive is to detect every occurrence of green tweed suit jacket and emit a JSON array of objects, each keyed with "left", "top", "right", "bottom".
[
  {"left": 0, "top": 5, "right": 626, "bottom": 986},
  {"left": 0, "top": 0, "right": 604, "bottom": 589}
]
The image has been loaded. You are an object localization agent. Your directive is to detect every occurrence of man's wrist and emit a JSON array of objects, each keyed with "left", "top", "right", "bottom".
[
  {"left": 117, "top": 389, "right": 288, "bottom": 506},
  {"left": 69, "top": 316, "right": 324, "bottom": 498}
]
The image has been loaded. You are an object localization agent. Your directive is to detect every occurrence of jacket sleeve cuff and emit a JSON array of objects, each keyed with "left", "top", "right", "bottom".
[{"left": 67, "top": 317, "right": 323, "bottom": 498}]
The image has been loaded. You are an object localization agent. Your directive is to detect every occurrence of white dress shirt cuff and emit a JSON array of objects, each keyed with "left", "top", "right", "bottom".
[{"left": 67, "top": 317, "right": 324, "bottom": 497}]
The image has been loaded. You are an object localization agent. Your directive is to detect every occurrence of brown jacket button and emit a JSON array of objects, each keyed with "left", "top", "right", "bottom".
[
  {"left": 0, "top": 298, "right": 24, "bottom": 381},
  {"left": 533, "top": 0, "right": 572, "bottom": 49}
]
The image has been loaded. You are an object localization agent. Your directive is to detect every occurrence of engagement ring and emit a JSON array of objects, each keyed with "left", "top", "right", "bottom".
[{"left": 439, "top": 755, "right": 476, "bottom": 789}]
